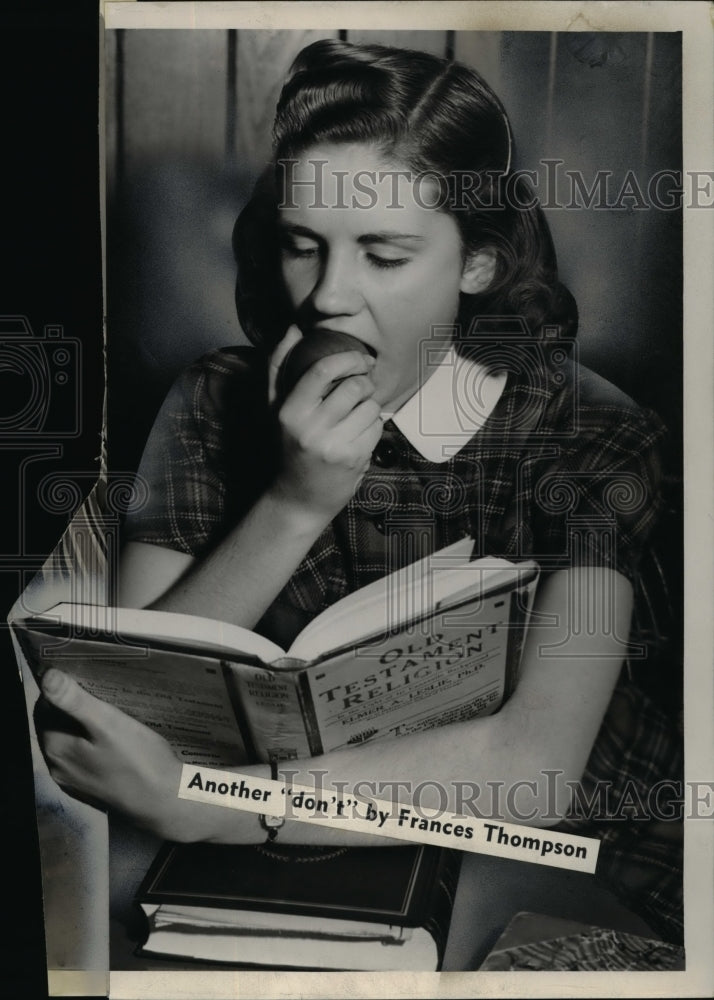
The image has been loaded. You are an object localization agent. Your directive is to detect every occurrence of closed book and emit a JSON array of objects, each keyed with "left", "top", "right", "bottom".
[{"left": 136, "top": 841, "right": 462, "bottom": 971}]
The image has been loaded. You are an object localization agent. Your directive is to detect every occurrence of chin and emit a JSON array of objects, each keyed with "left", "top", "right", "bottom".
[
  {"left": 379, "top": 389, "right": 409, "bottom": 413},
  {"left": 374, "top": 381, "right": 399, "bottom": 411}
]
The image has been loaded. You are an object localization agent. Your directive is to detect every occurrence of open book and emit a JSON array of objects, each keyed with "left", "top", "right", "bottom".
[{"left": 13, "top": 537, "right": 538, "bottom": 767}]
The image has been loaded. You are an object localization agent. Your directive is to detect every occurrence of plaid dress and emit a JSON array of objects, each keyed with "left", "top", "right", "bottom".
[{"left": 124, "top": 347, "right": 683, "bottom": 942}]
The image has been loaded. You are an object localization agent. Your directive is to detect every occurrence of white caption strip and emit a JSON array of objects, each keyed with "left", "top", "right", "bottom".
[{"left": 178, "top": 765, "right": 599, "bottom": 873}]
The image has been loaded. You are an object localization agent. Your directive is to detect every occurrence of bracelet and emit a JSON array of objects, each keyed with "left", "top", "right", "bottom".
[{"left": 259, "top": 758, "right": 285, "bottom": 842}]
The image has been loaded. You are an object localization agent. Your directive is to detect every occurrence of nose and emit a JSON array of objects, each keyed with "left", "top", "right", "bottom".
[{"left": 310, "top": 246, "right": 362, "bottom": 317}]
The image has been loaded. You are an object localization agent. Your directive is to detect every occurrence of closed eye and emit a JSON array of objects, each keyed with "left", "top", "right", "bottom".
[
  {"left": 281, "top": 242, "right": 408, "bottom": 270},
  {"left": 366, "top": 253, "right": 410, "bottom": 270},
  {"left": 281, "top": 239, "right": 320, "bottom": 259}
]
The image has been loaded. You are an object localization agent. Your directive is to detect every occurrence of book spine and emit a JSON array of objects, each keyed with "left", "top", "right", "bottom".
[
  {"left": 422, "top": 849, "right": 464, "bottom": 971},
  {"left": 296, "top": 671, "right": 324, "bottom": 756},
  {"left": 223, "top": 659, "right": 313, "bottom": 763},
  {"left": 220, "top": 661, "right": 261, "bottom": 761},
  {"left": 502, "top": 578, "right": 538, "bottom": 701},
  {"left": 13, "top": 625, "right": 41, "bottom": 679}
]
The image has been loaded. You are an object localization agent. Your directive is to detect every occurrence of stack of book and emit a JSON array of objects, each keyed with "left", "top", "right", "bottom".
[{"left": 15, "top": 536, "right": 538, "bottom": 970}]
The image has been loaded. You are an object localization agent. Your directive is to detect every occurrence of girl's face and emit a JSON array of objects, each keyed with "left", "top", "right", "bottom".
[{"left": 278, "top": 142, "right": 471, "bottom": 411}]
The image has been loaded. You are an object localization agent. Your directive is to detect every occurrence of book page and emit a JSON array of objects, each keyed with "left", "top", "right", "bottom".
[
  {"left": 140, "top": 915, "right": 435, "bottom": 971},
  {"left": 35, "top": 602, "right": 286, "bottom": 664},
  {"left": 289, "top": 543, "right": 527, "bottom": 663},
  {"left": 21, "top": 627, "right": 249, "bottom": 767}
]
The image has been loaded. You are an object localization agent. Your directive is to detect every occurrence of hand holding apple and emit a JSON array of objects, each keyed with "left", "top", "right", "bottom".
[
  {"left": 267, "top": 326, "right": 383, "bottom": 523},
  {"left": 276, "top": 329, "right": 375, "bottom": 401}
]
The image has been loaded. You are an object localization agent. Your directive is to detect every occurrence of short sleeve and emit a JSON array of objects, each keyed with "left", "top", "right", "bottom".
[
  {"left": 528, "top": 393, "right": 667, "bottom": 583},
  {"left": 122, "top": 348, "right": 273, "bottom": 557}
]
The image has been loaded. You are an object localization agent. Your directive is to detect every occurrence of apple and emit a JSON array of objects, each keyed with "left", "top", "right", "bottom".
[{"left": 277, "top": 330, "right": 374, "bottom": 400}]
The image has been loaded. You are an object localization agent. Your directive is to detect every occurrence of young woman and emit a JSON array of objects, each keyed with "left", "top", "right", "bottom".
[{"left": 38, "top": 40, "right": 677, "bottom": 932}]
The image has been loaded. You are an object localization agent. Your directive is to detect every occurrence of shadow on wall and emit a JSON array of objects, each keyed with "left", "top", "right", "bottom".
[
  {"left": 107, "top": 160, "right": 252, "bottom": 474},
  {"left": 106, "top": 27, "right": 343, "bottom": 474}
]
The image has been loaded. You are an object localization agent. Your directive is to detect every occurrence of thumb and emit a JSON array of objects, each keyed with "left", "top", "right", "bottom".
[
  {"left": 40, "top": 670, "right": 108, "bottom": 734},
  {"left": 268, "top": 324, "right": 303, "bottom": 405}
]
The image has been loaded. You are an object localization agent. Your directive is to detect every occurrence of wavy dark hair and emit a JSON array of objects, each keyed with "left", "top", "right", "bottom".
[{"left": 233, "top": 38, "right": 577, "bottom": 359}]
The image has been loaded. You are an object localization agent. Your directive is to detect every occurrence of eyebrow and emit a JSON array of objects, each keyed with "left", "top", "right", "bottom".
[
  {"left": 358, "top": 232, "right": 425, "bottom": 245},
  {"left": 278, "top": 223, "right": 425, "bottom": 244}
]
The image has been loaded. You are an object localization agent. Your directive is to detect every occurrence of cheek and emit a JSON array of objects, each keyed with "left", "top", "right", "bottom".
[
  {"left": 280, "top": 261, "right": 312, "bottom": 308},
  {"left": 381, "top": 280, "right": 460, "bottom": 343},
  {"left": 394, "top": 260, "right": 461, "bottom": 316}
]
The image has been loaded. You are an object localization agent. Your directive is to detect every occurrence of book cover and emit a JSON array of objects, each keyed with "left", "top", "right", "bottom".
[
  {"left": 11, "top": 544, "right": 538, "bottom": 765},
  {"left": 136, "top": 841, "right": 462, "bottom": 971}
]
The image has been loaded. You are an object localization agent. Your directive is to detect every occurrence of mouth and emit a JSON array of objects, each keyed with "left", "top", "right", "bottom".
[{"left": 307, "top": 327, "right": 378, "bottom": 358}]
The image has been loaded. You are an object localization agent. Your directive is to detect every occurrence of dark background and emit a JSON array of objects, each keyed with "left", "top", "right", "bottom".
[{"left": 1, "top": 4, "right": 103, "bottom": 999}]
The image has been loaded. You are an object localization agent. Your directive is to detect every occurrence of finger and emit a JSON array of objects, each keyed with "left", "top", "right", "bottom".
[
  {"left": 351, "top": 421, "right": 386, "bottom": 475},
  {"left": 280, "top": 374, "right": 375, "bottom": 443},
  {"left": 268, "top": 325, "right": 303, "bottom": 405},
  {"left": 41, "top": 727, "right": 85, "bottom": 770},
  {"left": 317, "top": 374, "right": 377, "bottom": 423},
  {"left": 40, "top": 670, "right": 113, "bottom": 736},
  {"left": 39, "top": 727, "right": 95, "bottom": 794},
  {"left": 34, "top": 693, "right": 87, "bottom": 738},
  {"left": 285, "top": 351, "right": 376, "bottom": 416},
  {"left": 316, "top": 401, "right": 383, "bottom": 467},
  {"left": 320, "top": 388, "right": 381, "bottom": 436},
  {"left": 38, "top": 728, "right": 109, "bottom": 808},
  {"left": 340, "top": 401, "right": 385, "bottom": 450}
]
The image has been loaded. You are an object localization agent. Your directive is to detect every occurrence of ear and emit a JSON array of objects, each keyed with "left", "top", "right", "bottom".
[{"left": 459, "top": 248, "right": 497, "bottom": 295}]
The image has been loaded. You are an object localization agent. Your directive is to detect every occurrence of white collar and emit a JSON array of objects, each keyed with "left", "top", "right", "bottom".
[{"left": 383, "top": 346, "right": 507, "bottom": 463}]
